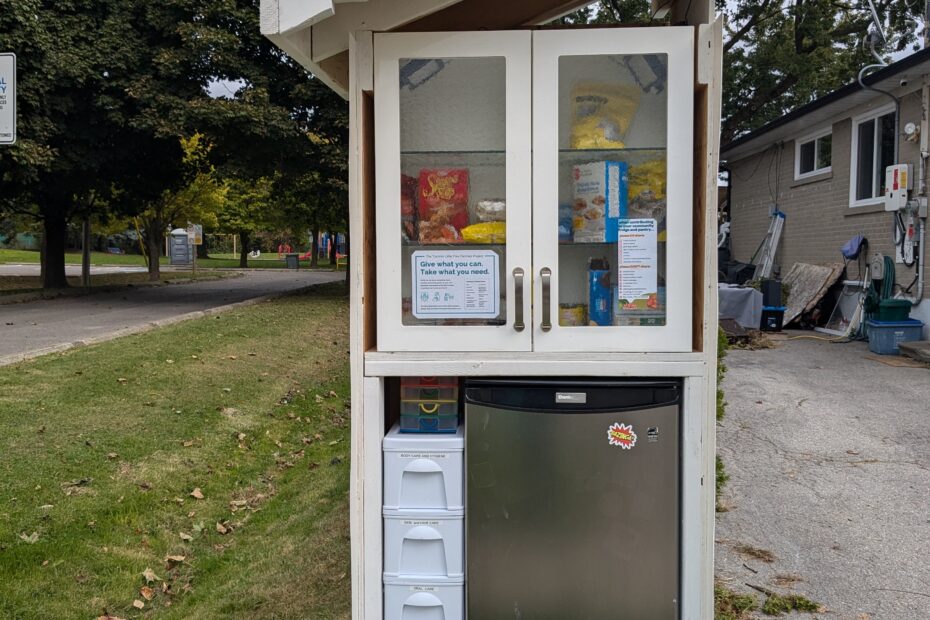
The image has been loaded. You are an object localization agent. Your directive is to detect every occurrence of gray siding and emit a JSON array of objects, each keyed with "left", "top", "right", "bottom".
[{"left": 727, "top": 92, "right": 927, "bottom": 299}]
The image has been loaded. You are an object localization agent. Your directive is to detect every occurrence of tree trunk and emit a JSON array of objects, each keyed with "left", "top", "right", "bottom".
[
  {"left": 239, "top": 231, "right": 249, "bottom": 268},
  {"left": 42, "top": 211, "right": 70, "bottom": 289},
  {"left": 146, "top": 222, "right": 163, "bottom": 281},
  {"left": 197, "top": 235, "right": 209, "bottom": 259},
  {"left": 310, "top": 227, "right": 320, "bottom": 268},
  {"left": 329, "top": 233, "right": 337, "bottom": 266}
]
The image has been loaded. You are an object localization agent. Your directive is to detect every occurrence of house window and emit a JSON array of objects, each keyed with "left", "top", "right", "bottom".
[
  {"left": 794, "top": 129, "right": 832, "bottom": 179},
  {"left": 850, "top": 105, "right": 897, "bottom": 207}
]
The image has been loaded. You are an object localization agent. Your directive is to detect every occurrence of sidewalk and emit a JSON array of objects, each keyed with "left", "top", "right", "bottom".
[{"left": 0, "top": 270, "right": 343, "bottom": 365}]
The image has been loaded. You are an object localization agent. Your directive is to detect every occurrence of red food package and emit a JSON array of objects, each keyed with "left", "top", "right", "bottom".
[
  {"left": 418, "top": 169, "right": 469, "bottom": 244},
  {"left": 400, "top": 174, "right": 418, "bottom": 242}
]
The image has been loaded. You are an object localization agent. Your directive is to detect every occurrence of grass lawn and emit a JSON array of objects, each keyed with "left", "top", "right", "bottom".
[
  {"left": 0, "top": 250, "right": 341, "bottom": 270},
  {"left": 0, "top": 283, "right": 351, "bottom": 619}
]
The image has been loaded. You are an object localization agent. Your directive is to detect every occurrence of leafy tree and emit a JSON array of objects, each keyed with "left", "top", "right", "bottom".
[
  {"left": 0, "top": 0, "right": 139, "bottom": 287},
  {"left": 720, "top": 0, "right": 924, "bottom": 142},
  {"left": 132, "top": 134, "right": 224, "bottom": 279},
  {"left": 217, "top": 176, "right": 275, "bottom": 267}
]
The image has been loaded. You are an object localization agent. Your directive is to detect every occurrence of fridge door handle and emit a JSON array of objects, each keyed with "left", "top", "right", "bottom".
[
  {"left": 540, "top": 267, "right": 552, "bottom": 331},
  {"left": 513, "top": 267, "right": 525, "bottom": 332}
]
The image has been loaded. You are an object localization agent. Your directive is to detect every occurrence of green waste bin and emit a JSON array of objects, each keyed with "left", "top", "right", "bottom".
[
  {"left": 285, "top": 253, "right": 299, "bottom": 270},
  {"left": 877, "top": 299, "right": 911, "bottom": 322}
]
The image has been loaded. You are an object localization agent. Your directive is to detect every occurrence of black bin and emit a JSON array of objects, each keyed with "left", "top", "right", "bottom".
[
  {"left": 760, "top": 305, "right": 786, "bottom": 332},
  {"left": 761, "top": 279, "right": 782, "bottom": 306},
  {"left": 285, "top": 253, "right": 300, "bottom": 269}
]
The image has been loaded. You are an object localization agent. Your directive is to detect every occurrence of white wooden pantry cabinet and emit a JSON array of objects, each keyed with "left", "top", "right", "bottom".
[
  {"left": 375, "top": 29, "right": 694, "bottom": 353},
  {"left": 339, "top": 20, "right": 721, "bottom": 620}
]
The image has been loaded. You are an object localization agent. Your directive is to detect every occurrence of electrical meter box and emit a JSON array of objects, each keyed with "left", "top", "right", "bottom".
[{"left": 885, "top": 164, "right": 913, "bottom": 211}]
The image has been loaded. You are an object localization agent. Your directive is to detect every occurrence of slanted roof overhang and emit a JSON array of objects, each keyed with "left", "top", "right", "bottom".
[
  {"left": 260, "top": 0, "right": 620, "bottom": 98},
  {"left": 721, "top": 48, "right": 930, "bottom": 163}
]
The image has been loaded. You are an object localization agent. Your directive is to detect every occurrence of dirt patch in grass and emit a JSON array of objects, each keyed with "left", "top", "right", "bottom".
[
  {"left": 734, "top": 544, "right": 777, "bottom": 563},
  {"left": 0, "top": 282, "right": 351, "bottom": 618},
  {"left": 773, "top": 573, "right": 803, "bottom": 588}
]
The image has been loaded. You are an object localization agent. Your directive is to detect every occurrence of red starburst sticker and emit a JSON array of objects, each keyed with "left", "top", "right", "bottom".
[{"left": 607, "top": 423, "right": 637, "bottom": 449}]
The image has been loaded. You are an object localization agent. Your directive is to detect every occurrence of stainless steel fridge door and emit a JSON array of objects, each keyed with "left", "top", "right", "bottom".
[{"left": 466, "top": 380, "right": 680, "bottom": 619}]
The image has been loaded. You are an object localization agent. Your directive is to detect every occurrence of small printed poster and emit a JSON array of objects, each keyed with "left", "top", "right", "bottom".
[
  {"left": 412, "top": 250, "right": 499, "bottom": 319},
  {"left": 617, "top": 218, "right": 658, "bottom": 307}
]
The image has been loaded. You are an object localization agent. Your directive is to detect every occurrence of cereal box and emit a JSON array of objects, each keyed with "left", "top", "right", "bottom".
[
  {"left": 417, "top": 168, "right": 469, "bottom": 244},
  {"left": 571, "top": 161, "right": 627, "bottom": 243}
]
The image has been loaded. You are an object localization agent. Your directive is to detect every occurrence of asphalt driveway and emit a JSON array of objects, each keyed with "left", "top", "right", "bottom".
[
  {"left": 716, "top": 333, "right": 930, "bottom": 619},
  {"left": 0, "top": 269, "right": 343, "bottom": 364}
]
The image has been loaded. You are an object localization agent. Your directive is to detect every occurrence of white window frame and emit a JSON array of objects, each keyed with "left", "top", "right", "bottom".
[
  {"left": 793, "top": 127, "right": 832, "bottom": 180},
  {"left": 849, "top": 102, "right": 897, "bottom": 208}
]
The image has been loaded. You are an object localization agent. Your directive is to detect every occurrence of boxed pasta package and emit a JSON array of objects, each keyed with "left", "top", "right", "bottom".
[{"left": 571, "top": 161, "right": 628, "bottom": 243}]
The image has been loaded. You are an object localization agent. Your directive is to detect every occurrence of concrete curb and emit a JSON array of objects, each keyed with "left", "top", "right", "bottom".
[{"left": 0, "top": 282, "right": 336, "bottom": 367}]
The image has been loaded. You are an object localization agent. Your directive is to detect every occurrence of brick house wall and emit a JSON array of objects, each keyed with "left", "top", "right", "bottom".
[{"left": 727, "top": 91, "right": 928, "bottom": 302}]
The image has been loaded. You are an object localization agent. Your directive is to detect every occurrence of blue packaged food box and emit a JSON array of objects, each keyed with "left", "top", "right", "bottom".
[{"left": 571, "top": 161, "right": 628, "bottom": 243}]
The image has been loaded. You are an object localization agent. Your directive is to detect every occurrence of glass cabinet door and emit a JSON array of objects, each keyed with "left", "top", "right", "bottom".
[
  {"left": 532, "top": 28, "right": 694, "bottom": 352},
  {"left": 375, "top": 32, "right": 532, "bottom": 352}
]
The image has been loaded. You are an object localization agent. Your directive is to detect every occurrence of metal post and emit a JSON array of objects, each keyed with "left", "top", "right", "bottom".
[{"left": 81, "top": 218, "right": 91, "bottom": 288}]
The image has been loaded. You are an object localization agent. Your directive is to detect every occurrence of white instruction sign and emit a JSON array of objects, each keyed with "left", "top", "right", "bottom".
[
  {"left": 0, "top": 54, "right": 15, "bottom": 145},
  {"left": 412, "top": 249, "right": 499, "bottom": 319},
  {"left": 617, "top": 219, "right": 658, "bottom": 303}
]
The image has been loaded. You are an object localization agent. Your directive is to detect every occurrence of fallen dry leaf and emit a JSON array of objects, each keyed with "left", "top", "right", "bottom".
[
  {"left": 140, "top": 586, "right": 154, "bottom": 601},
  {"left": 179, "top": 532, "right": 193, "bottom": 541},
  {"left": 42, "top": 560, "right": 49, "bottom": 566},
  {"left": 187, "top": 510, "right": 196, "bottom": 518},
  {"left": 226, "top": 355, "right": 238, "bottom": 360},
  {"left": 215, "top": 522, "right": 228, "bottom": 535},
  {"left": 142, "top": 567, "right": 159, "bottom": 583},
  {"left": 132, "top": 599, "right": 144, "bottom": 609},
  {"left": 116, "top": 378, "right": 127, "bottom": 384},
  {"left": 314, "top": 394, "right": 325, "bottom": 403},
  {"left": 97, "top": 615, "right": 127, "bottom": 620},
  {"left": 328, "top": 390, "right": 338, "bottom": 398},
  {"left": 165, "top": 359, "right": 174, "bottom": 364},
  {"left": 106, "top": 452, "right": 118, "bottom": 460},
  {"left": 164, "top": 555, "right": 185, "bottom": 564},
  {"left": 182, "top": 440, "right": 195, "bottom": 447},
  {"left": 19, "top": 532, "right": 39, "bottom": 544},
  {"left": 190, "top": 488, "right": 204, "bottom": 500}
]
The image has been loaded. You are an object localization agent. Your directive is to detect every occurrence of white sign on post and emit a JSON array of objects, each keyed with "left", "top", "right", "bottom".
[
  {"left": 187, "top": 223, "right": 203, "bottom": 245},
  {"left": 0, "top": 53, "right": 15, "bottom": 145},
  {"left": 412, "top": 249, "right": 500, "bottom": 319}
]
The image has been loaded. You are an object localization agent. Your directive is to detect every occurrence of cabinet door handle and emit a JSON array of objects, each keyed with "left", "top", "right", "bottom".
[
  {"left": 513, "top": 267, "right": 525, "bottom": 332},
  {"left": 540, "top": 267, "right": 552, "bottom": 332}
]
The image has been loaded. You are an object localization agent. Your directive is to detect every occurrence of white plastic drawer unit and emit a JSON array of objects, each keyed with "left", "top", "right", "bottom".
[
  {"left": 383, "top": 424, "right": 464, "bottom": 512},
  {"left": 384, "top": 581, "right": 464, "bottom": 620},
  {"left": 383, "top": 512, "right": 464, "bottom": 580}
]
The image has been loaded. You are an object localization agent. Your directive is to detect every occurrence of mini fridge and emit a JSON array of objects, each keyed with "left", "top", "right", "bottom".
[{"left": 464, "top": 378, "right": 681, "bottom": 619}]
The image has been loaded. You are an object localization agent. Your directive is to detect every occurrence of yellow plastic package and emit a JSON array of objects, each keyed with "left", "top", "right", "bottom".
[
  {"left": 570, "top": 83, "right": 642, "bottom": 150},
  {"left": 461, "top": 221, "right": 506, "bottom": 244},
  {"left": 627, "top": 159, "right": 667, "bottom": 201}
]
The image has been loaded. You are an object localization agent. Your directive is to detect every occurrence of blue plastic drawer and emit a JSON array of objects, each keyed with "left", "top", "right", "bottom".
[{"left": 399, "top": 414, "right": 458, "bottom": 433}]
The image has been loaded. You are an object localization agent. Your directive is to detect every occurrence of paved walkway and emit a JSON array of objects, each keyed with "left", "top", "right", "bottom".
[
  {"left": 0, "top": 263, "right": 147, "bottom": 275},
  {"left": 0, "top": 270, "right": 342, "bottom": 364},
  {"left": 716, "top": 333, "right": 930, "bottom": 619}
]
